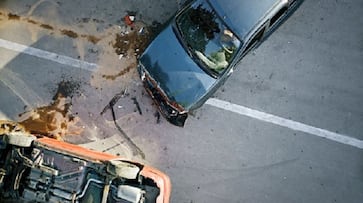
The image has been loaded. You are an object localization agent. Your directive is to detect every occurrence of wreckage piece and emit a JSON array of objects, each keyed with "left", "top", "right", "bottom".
[
  {"left": 0, "top": 123, "right": 171, "bottom": 203},
  {"left": 132, "top": 97, "right": 143, "bottom": 115},
  {"left": 101, "top": 94, "right": 146, "bottom": 158}
]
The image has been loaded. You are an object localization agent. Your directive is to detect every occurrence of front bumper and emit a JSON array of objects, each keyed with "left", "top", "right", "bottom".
[{"left": 138, "top": 64, "right": 188, "bottom": 127}]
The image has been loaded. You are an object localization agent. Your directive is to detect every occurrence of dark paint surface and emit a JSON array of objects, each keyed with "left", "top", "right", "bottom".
[
  {"left": 139, "top": 24, "right": 216, "bottom": 110},
  {"left": 209, "top": 0, "right": 278, "bottom": 39}
]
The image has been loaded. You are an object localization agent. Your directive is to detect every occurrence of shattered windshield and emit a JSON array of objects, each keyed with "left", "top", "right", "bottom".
[{"left": 176, "top": 1, "right": 242, "bottom": 76}]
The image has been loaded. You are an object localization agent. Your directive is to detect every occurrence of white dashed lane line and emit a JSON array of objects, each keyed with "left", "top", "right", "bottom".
[
  {"left": 206, "top": 98, "right": 363, "bottom": 149},
  {"left": 2, "top": 38, "right": 362, "bottom": 150},
  {"left": 0, "top": 38, "right": 98, "bottom": 72}
]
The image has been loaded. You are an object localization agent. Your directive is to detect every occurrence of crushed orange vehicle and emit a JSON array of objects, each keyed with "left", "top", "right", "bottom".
[{"left": 0, "top": 120, "right": 171, "bottom": 203}]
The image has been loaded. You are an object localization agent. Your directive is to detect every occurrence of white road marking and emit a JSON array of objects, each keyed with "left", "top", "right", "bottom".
[
  {"left": 1, "top": 38, "right": 362, "bottom": 149},
  {"left": 0, "top": 68, "right": 43, "bottom": 108},
  {"left": 0, "top": 38, "right": 98, "bottom": 72},
  {"left": 206, "top": 98, "right": 363, "bottom": 149}
]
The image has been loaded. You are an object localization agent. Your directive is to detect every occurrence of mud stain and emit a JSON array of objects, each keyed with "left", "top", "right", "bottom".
[
  {"left": 1, "top": 10, "right": 161, "bottom": 85},
  {"left": 40, "top": 23, "right": 53, "bottom": 30},
  {"left": 1, "top": 10, "right": 158, "bottom": 59},
  {"left": 0, "top": 120, "right": 27, "bottom": 135},
  {"left": 7, "top": 13, "right": 20, "bottom": 20},
  {"left": 102, "top": 63, "right": 136, "bottom": 80},
  {"left": 79, "top": 17, "right": 105, "bottom": 24},
  {"left": 61, "top": 29, "right": 78, "bottom": 38},
  {"left": 102, "top": 22, "right": 158, "bottom": 81},
  {"left": 27, "top": 19, "right": 38, "bottom": 24},
  {"left": 81, "top": 34, "right": 101, "bottom": 44},
  {"left": 113, "top": 33, "right": 134, "bottom": 56},
  {"left": 52, "top": 80, "right": 82, "bottom": 99},
  {"left": 113, "top": 28, "right": 151, "bottom": 57},
  {"left": 18, "top": 80, "right": 83, "bottom": 140},
  {"left": 0, "top": 11, "right": 102, "bottom": 44}
]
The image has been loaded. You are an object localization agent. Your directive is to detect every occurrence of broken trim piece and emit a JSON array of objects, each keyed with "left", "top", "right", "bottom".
[{"left": 100, "top": 92, "right": 145, "bottom": 158}]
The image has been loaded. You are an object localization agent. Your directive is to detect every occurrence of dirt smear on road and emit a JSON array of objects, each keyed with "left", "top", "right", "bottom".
[
  {"left": 0, "top": 10, "right": 101, "bottom": 45},
  {"left": 18, "top": 80, "right": 84, "bottom": 140},
  {"left": 0, "top": 7, "right": 163, "bottom": 159},
  {"left": 102, "top": 62, "right": 136, "bottom": 80},
  {"left": 0, "top": 10, "right": 158, "bottom": 83}
]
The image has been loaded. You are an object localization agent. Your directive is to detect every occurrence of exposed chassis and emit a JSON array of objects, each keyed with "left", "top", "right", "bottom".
[{"left": 0, "top": 120, "right": 171, "bottom": 203}]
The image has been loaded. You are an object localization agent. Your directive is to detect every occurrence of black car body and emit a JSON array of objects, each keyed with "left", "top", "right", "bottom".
[{"left": 138, "top": 0, "right": 303, "bottom": 126}]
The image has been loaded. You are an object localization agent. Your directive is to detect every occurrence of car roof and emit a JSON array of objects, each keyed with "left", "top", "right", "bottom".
[{"left": 208, "top": 0, "right": 281, "bottom": 40}]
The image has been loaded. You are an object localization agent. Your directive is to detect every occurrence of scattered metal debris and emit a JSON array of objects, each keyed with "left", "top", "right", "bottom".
[
  {"left": 102, "top": 143, "right": 121, "bottom": 152},
  {"left": 101, "top": 91, "right": 145, "bottom": 159},
  {"left": 154, "top": 111, "right": 161, "bottom": 124},
  {"left": 124, "top": 14, "right": 135, "bottom": 27},
  {"left": 132, "top": 97, "right": 142, "bottom": 115},
  {"left": 100, "top": 92, "right": 125, "bottom": 116}
]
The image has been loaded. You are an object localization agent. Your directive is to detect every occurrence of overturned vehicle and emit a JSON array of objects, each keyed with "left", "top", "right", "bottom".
[{"left": 0, "top": 120, "right": 171, "bottom": 203}]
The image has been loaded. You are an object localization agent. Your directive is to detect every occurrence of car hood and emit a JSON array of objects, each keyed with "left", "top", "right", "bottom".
[{"left": 139, "top": 24, "right": 216, "bottom": 110}]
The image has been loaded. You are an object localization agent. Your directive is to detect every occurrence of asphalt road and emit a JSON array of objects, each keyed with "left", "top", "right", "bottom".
[{"left": 0, "top": 0, "right": 362, "bottom": 202}]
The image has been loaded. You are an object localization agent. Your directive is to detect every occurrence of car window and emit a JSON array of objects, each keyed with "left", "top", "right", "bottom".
[{"left": 176, "top": 1, "right": 242, "bottom": 76}]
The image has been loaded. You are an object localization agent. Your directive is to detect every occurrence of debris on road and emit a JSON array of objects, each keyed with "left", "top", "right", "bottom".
[
  {"left": 154, "top": 111, "right": 161, "bottom": 124},
  {"left": 100, "top": 92, "right": 125, "bottom": 116},
  {"left": 124, "top": 14, "right": 135, "bottom": 27},
  {"left": 113, "top": 26, "right": 150, "bottom": 57},
  {"left": 132, "top": 97, "right": 143, "bottom": 115},
  {"left": 101, "top": 92, "right": 145, "bottom": 159}
]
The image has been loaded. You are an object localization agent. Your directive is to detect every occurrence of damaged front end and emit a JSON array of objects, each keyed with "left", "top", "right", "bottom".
[
  {"left": 0, "top": 120, "right": 171, "bottom": 203},
  {"left": 138, "top": 64, "right": 188, "bottom": 127}
]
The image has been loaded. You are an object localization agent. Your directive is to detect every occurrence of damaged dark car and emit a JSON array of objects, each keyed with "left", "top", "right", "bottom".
[
  {"left": 138, "top": 0, "right": 303, "bottom": 126},
  {"left": 0, "top": 120, "right": 171, "bottom": 203}
]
